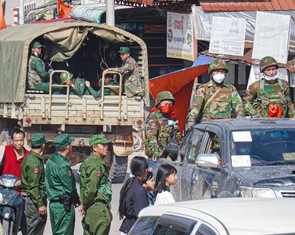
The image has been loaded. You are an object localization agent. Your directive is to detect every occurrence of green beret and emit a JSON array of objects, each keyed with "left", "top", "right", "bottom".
[
  {"left": 32, "top": 41, "right": 43, "bottom": 48},
  {"left": 53, "top": 133, "right": 75, "bottom": 150},
  {"left": 30, "top": 133, "right": 48, "bottom": 147},
  {"left": 89, "top": 134, "right": 111, "bottom": 146},
  {"left": 118, "top": 47, "right": 130, "bottom": 54}
]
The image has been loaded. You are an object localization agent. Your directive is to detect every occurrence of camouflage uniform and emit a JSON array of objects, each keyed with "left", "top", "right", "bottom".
[
  {"left": 186, "top": 59, "right": 244, "bottom": 131},
  {"left": 108, "top": 56, "right": 144, "bottom": 97},
  {"left": 244, "top": 56, "right": 295, "bottom": 117},
  {"left": 145, "top": 91, "right": 182, "bottom": 159}
]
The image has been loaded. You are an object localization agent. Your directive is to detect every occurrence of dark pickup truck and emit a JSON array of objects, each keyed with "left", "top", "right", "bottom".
[{"left": 165, "top": 119, "right": 295, "bottom": 201}]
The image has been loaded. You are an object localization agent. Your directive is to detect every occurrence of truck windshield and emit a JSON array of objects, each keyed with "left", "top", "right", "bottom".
[{"left": 230, "top": 129, "right": 295, "bottom": 166}]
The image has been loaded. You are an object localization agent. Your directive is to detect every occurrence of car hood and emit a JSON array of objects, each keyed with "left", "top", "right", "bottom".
[{"left": 234, "top": 165, "right": 295, "bottom": 187}]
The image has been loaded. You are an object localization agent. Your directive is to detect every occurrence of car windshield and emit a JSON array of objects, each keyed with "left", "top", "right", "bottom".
[{"left": 230, "top": 129, "right": 295, "bottom": 167}]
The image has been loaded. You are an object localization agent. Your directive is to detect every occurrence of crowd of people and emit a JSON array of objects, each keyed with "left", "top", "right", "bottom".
[
  {"left": 27, "top": 40, "right": 144, "bottom": 98},
  {"left": 0, "top": 127, "right": 178, "bottom": 235},
  {"left": 1, "top": 53, "right": 294, "bottom": 234}
]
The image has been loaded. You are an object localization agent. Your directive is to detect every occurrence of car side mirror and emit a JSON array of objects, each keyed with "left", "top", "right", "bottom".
[{"left": 195, "top": 153, "right": 220, "bottom": 169}]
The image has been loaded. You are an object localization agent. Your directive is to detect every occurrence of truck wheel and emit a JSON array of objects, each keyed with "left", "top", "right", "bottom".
[
  {"left": 132, "top": 132, "right": 142, "bottom": 152},
  {"left": 110, "top": 155, "right": 128, "bottom": 183}
]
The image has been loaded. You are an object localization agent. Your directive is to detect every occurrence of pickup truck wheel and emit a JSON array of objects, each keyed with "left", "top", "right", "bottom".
[{"left": 110, "top": 155, "right": 128, "bottom": 183}]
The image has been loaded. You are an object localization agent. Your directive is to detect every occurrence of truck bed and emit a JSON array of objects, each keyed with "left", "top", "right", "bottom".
[{"left": 0, "top": 94, "right": 145, "bottom": 127}]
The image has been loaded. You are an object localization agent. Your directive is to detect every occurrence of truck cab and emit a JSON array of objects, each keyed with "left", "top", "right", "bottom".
[{"left": 163, "top": 119, "right": 295, "bottom": 201}]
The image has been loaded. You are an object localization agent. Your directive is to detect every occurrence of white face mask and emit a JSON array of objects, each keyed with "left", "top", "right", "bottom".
[
  {"left": 264, "top": 73, "right": 277, "bottom": 81},
  {"left": 212, "top": 73, "right": 225, "bottom": 83}
]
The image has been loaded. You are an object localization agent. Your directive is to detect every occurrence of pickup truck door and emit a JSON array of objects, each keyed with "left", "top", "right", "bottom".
[{"left": 184, "top": 130, "right": 222, "bottom": 200}]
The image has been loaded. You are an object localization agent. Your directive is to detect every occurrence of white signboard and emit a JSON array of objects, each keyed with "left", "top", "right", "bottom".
[
  {"left": 167, "top": 12, "right": 194, "bottom": 61},
  {"left": 252, "top": 12, "right": 290, "bottom": 64},
  {"left": 209, "top": 16, "right": 246, "bottom": 56}
]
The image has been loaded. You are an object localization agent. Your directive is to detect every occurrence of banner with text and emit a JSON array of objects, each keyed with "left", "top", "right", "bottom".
[
  {"left": 209, "top": 16, "right": 246, "bottom": 56},
  {"left": 252, "top": 12, "right": 290, "bottom": 64},
  {"left": 167, "top": 12, "right": 194, "bottom": 61}
]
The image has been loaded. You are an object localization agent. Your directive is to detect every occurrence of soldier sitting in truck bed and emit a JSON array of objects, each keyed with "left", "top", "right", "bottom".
[
  {"left": 60, "top": 72, "right": 118, "bottom": 97},
  {"left": 27, "top": 41, "right": 62, "bottom": 94}
]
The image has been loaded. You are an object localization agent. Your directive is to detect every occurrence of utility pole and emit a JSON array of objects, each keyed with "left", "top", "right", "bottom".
[
  {"left": 2, "top": 0, "right": 5, "bottom": 15},
  {"left": 19, "top": 0, "right": 24, "bottom": 24},
  {"left": 106, "top": 0, "right": 115, "bottom": 26}
]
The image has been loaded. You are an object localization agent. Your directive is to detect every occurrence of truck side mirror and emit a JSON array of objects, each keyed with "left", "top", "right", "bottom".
[{"left": 196, "top": 153, "right": 220, "bottom": 169}]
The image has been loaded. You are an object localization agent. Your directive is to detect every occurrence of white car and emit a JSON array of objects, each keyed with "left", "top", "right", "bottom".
[{"left": 128, "top": 198, "right": 295, "bottom": 235}]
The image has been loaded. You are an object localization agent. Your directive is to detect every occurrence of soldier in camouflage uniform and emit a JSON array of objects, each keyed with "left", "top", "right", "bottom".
[
  {"left": 185, "top": 59, "right": 244, "bottom": 132},
  {"left": 243, "top": 56, "right": 295, "bottom": 118},
  {"left": 21, "top": 133, "right": 48, "bottom": 235},
  {"left": 79, "top": 134, "right": 112, "bottom": 235},
  {"left": 104, "top": 47, "right": 144, "bottom": 98},
  {"left": 28, "top": 41, "right": 61, "bottom": 93},
  {"left": 145, "top": 91, "right": 182, "bottom": 162}
]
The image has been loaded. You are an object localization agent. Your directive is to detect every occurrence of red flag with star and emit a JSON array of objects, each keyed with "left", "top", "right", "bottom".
[{"left": 57, "top": 0, "right": 73, "bottom": 18}]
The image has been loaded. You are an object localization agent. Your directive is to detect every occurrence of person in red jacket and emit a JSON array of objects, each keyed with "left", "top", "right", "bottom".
[{"left": 2, "top": 127, "right": 29, "bottom": 235}]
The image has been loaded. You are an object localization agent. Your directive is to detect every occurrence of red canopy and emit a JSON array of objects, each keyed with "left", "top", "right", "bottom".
[{"left": 149, "top": 64, "right": 209, "bottom": 135}]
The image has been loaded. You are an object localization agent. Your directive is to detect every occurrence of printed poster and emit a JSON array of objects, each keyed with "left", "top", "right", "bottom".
[
  {"left": 167, "top": 12, "right": 194, "bottom": 61},
  {"left": 209, "top": 16, "right": 246, "bottom": 56},
  {"left": 252, "top": 12, "right": 290, "bottom": 64}
]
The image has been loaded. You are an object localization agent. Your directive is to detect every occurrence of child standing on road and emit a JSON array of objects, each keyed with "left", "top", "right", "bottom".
[
  {"left": 142, "top": 171, "right": 156, "bottom": 206},
  {"left": 119, "top": 156, "right": 149, "bottom": 235},
  {"left": 154, "top": 164, "right": 177, "bottom": 205}
]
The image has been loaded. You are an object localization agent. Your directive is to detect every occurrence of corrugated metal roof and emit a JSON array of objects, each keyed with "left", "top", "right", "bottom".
[
  {"left": 200, "top": 42, "right": 295, "bottom": 72},
  {"left": 199, "top": 0, "right": 295, "bottom": 11}
]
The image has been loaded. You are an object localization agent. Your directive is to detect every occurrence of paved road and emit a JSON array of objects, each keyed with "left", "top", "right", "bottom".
[{"left": 43, "top": 183, "right": 123, "bottom": 235}]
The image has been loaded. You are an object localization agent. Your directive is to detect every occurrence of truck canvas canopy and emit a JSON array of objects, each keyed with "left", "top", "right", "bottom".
[{"left": 0, "top": 22, "right": 149, "bottom": 103}]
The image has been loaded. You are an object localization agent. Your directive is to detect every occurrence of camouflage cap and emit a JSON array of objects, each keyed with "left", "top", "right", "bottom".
[
  {"left": 118, "top": 47, "right": 130, "bottom": 54},
  {"left": 89, "top": 134, "right": 111, "bottom": 146},
  {"left": 53, "top": 133, "right": 75, "bottom": 150},
  {"left": 208, "top": 59, "right": 228, "bottom": 74},
  {"left": 30, "top": 133, "right": 48, "bottom": 147},
  {"left": 259, "top": 56, "right": 278, "bottom": 72},
  {"left": 155, "top": 91, "right": 175, "bottom": 106},
  {"left": 32, "top": 41, "right": 43, "bottom": 48}
]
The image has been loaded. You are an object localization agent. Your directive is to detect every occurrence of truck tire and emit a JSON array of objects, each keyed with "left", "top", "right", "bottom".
[{"left": 110, "top": 155, "right": 128, "bottom": 183}]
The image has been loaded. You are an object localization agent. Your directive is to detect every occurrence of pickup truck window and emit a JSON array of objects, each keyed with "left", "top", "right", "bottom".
[
  {"left": 187, "top": 129, "right": 204, "bottom": 163},
  {"left": 230, "top": 129, "right": 295, "bottom": 166}
]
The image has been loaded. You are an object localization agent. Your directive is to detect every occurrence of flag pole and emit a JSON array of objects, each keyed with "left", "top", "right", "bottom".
[
  {"left": 19, "top": 0, "right": 24, "bottom": 24},
  {"left": 106, "top": 0, "right": 114, "bottom": 26}
]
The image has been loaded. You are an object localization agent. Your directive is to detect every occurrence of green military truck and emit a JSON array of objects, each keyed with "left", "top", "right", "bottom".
[{"left": 0, "top": 22, "right": 149, "bottom": 183}]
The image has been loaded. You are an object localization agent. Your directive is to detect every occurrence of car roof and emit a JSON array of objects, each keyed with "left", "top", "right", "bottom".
[
  {"left": 196, "top": 118, "right": 295, "bottom": 131},
  {"left": 138, "top": 198, "right": 295, "bottom": 234}
]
